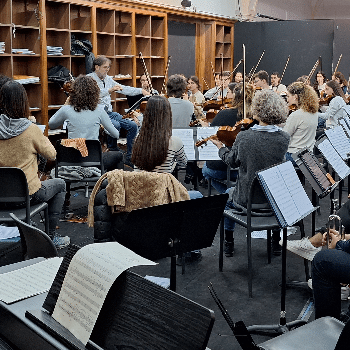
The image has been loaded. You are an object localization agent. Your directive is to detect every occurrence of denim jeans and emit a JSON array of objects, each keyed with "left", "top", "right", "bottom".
[
  {"left": 102, "top": 151, "right": 124, "bottom": 171},
  {"left": 31, "top": 178, "right": 66, "bottom": 233},
  {"left": 285, "top": 152, "right": 297, "bottom": 166},
  {"left": 188, "top": 190, "right": 203, "bottom": 200},
  {"left": 202, "top": 163, "right": 237, "bottom": 194},
  {"left": 312, "top": 249, "right": 350, "bottom": 319},
  {"left": 107, "top": 111, "right": 138, "bottom": 158}
]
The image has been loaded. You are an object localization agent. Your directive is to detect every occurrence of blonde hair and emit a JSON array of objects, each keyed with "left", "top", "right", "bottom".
[{"left": 287, "top": 82, "right": 319, "bottom": 113}]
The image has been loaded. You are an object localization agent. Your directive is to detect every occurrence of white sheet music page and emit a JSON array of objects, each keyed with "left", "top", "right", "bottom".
[
  {"left": 325, "top": 126, "right": 350, "bottom": 160},
  {"left": 317, "top": 139, "right": 350, "bottom": 180},
  {"left": 52, "top": 242, "right": 156, "bottom": 345},
  {"left": 172, "top": 128, "right": 196, "bottom": 160},
  {"left": 0, "top": 257, "right": 63, "bottom": 304},
  {"left": 339, "top": 118, "right": 350, "bottom": 138},
  {"left": 197, "top": 127, "right": 221, "bottom": 160}
]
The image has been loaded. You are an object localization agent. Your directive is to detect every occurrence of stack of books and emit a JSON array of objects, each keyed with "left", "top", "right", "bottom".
[
  {"left": 12, "top": 48, "right": 35, "bottom": 55},
  {"left": 47, "top": 46, "right": 63, "bottom": 55},
  {"left": 13, "top": 75, "right": 40, "bottom": 84}
]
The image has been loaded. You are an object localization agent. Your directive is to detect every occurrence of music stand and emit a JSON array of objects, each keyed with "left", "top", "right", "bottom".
[{"left": 110, "top": 193, "right": 228, "bottom": 291}]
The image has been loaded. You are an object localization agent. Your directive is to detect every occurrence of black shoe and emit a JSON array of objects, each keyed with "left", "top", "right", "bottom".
[
  {"left": 224, "top": 240, "right": 234, "bottom": 257},
  {"left": 190, "top": 250, "right": 202, "bottom": 262}
]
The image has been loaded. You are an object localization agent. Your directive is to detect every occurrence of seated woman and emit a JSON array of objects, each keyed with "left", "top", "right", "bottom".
[
  {"left": 284, "top": 82, "right": 319, "bottom": 164},
  {"left": 49, "top": 75, "right": 123, "bottom": 171},
  {"left": 202, "top": 82, "right": 254, "bottom": 194},
  {"left": 318, "top": 80, "right": 348, "bottom": 129},
  {"left": 187, "top": 76, "right": 205, "bottom": 119},
  {"left": 211, "top": 90, "right": 290, "bottom": 256},
  {"left": 0, "top": 81, "right": 69, "bottom": 249}
]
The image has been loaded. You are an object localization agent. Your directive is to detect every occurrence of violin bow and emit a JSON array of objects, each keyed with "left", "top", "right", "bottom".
[
  {"left": 279, "top": 55, "right": 290, "bottom": 85},
  {"left": 243, "top": 44, "right": 246, "bottom": 120},
  {"left": 248, "top": 50, "right": 265, "bottom": 83},
  {"left": 139, "top": 52, "right": 155, "bottom": 95},
  {"left": 160, "top": 55, "right": 171, "bottom": 96},
  {"left": 334, "top": 54, "right": 342, "bottom": 74},
  {"left": 220, "top": 53, "right": 224, "bottom": 103},
  {"left": 306, "top": 58, "right": 320, "bottom": 84},
  {"left": 228, "top": 59, "right": 242, "bottom": 81},
  {"left": 211, "top": 62, "right": 216, "bottom": 80},
  {"left": 202, "top": 77, "right": 210, "bottom": 90}
]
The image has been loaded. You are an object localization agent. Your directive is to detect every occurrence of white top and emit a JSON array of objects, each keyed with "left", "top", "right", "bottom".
[
  {"left": 283, "top": 108, "right": 318, "bottom": 153},
  {"left": 271, "top": 84, "right": 287, "bottom": 94},
  {"left": 204, "top": 87, "right": 228, "bottom": 100},
  {"left": 318, "top": 96, "right": 347, "bottom": 129},
  {"left": 135, "top": 136, "right": 187, "bottom": 173}
]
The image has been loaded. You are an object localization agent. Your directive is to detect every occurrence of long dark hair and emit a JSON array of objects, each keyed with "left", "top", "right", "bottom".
[
  {"left": 0, "top": 81, "right": 30, "bottom": 119},
  {"left": 131, "top": 96, "right": 172, "bottom": 171},
  {"left": 326, "top": 80, "right": 347, "bottom": 102},
  {"left": 69, "top": 75, "right": 99, "bottom": 112}
]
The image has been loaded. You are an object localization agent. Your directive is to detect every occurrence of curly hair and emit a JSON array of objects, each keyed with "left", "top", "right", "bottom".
[
  {"left": 287, "top": 82, "right": 319, "bottom": 113},
  {"left": 167, "top": 74, "right": 187, "bottom": 98},
  {"left": 333, "top": 71, "right": 347, "bottom": 86},
  {"left": 229, "top": 82, "right": 254, "bottom": 118},
  {"left": 131, "top": 96, "right": 172, "bottom": 171},
  {"left": 69, "top": 75, "right": 99, "bottom": 112},
  {"left": 0, "top": 81, "right": 30, "bottom": 119},
  {"left": 326, "top": 80, "right": 347, "bottom": 102},
  {"left": 251, "top": 89, "right": 288, "bottom": 125}
]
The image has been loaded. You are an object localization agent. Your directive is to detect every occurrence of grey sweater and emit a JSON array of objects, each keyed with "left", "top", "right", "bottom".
[{"left": 219, "top": 128, "right": 290, "bottom": 206}]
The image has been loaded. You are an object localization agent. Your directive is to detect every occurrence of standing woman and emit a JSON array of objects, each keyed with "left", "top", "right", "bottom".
[
  {"left": 0, "top": 81, "right": 69, "bottom": 249},
  {"left": 318, "top": 80, "right": 348, "bottom": 129},
  {"left": 49, "top": 75, "right": 124, "bottom": 171},
  {"left": 187, "top": 76, "right": 205, "bottom": 119},
  {"left": 284, "top": 82, "right": 319, "bottom": 163}
]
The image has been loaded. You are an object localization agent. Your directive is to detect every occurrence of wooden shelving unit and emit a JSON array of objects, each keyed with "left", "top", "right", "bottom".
[{"left": 0, "top": 0, "right": 235, "bottom": 129}]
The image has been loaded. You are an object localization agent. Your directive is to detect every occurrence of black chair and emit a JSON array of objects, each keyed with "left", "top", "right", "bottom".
[
  {"left": 9, "top": 213, "right": 57, "bottom": 260},
  {"left": 0, "top": 167, "right": 49, "bottom": 233},
  {"left": 55, "top": 140, "right": 104, "bottom": 207}
]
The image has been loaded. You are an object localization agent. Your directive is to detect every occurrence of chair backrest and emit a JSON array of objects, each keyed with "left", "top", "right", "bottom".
[
  {"left": 9, "top": 213, "right": 57, "bottom": 259},
  {"left": 0, "top": 167, "right": 29, "bottom": 204},
  {"left": 55, "top": 139, "right": 104, "bottom": 177}
]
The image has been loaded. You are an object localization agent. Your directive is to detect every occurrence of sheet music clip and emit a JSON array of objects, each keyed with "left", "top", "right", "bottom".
[{"left": 292, "top": 148, "right": 338, "bottom": 198}]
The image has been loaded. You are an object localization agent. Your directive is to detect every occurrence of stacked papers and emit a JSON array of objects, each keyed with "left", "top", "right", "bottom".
[
  {"left": 47, "top": 46, "right": 63, "bottom": 55},
  {"left": 13, "top": 75, "right": 40, "bottom": 84},
  {"left": 114, "top": 74, "right": 131, "bottom": 79},
  {"left": 12, "top": 48, "right": 35, "bottom": 55},
  {"left": 0, "top": 42, "right": 5, "bottom": 54}
]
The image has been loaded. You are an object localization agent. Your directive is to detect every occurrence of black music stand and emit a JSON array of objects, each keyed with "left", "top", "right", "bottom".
[{"left": 109, "top": 193, "right": 228, "bottom": 291}]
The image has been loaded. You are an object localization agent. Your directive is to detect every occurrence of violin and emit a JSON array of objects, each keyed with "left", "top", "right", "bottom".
[
  {"left": 122, "top": 100, "right": 147, "bottom": 120},
  {"left": 319, "top": 94, "right": 335, "bottom": 106},
  {"left": 203, "top": 98, "right": 231, "bottom": 111},
  {"left": 288, "top": 104, "right": 298, "bottom": 114},
  {"left": 195, "top": 118, "right": 258, "bottom": 148},
  {"left": 62, "top": 81, "right": 73, "bottom": 96}
]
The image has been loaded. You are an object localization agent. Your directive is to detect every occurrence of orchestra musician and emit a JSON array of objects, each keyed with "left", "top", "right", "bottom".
[
  {"left": 318, "top": 80, "right": 348, "bottom": 129},
  {"left": 201, "top": 82, "right": 254, "bottom": 195},
  {"left": 233, "top": 71, "right": 243, "bottom": 83},
  {"left": 314, "top": 71, "right": 327, "bottom": 97},
  {"left": 88, "top": 55, "right": 150, "bottom": 166},
  {"left": 187, "top": 76, "right": 205, "bottom": 119},
  {"left": 270, "top": 72, "right": 287, "bottom": 94},
  {"left": 253, "top": 70, "right": 270, "bottom": 90},
  {"left": 210, "top": 90, "right": 290, "bottom": 256},
  {"left": 204, "top": 71, "right": 230, "bottom": 100},
  {"left": 283, "top": 82, "right": 319, "bottom": 164},
  {"left": 332, "top": 71, "right": 348, "bottom": 95},
  {"left": 0, "top": 81, "right": 70, "bottom": 249},
  {"left": 49, "top": 75, "right": 124, "bottom": 172},
  {"left": 166, "top": 74, "right": 194, "bottom": 127},
  {"left": 140, "top": 74, "right": 159, "bottom": 95}
]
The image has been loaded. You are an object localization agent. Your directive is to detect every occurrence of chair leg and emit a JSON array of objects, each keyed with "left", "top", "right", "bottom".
[
  {"left": 219, "top": 219, "right": 224, "bottom": 272},
  {"left": 267, "top": 229, "right": 272, "bottom": 264},
  {"left": 64, "top": 182, "right": 71, "bottom": 208},
  {"left": 85, "top": 182, "right": 89, "bottom": 198},
  {"left": 44, "top": 206, "right": 49, "bottom": 235},
  {"left": 298, "top": 220, "right": 310, "bottom": 281},
  {"left": 247, "top": 226, "right": 253, "bottom": 298}
]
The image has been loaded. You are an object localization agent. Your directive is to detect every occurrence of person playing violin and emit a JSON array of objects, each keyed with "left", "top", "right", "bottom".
[
  {"left": 332, "top": 71, "right": 348, "bottom": 95},
  {"left": 284, "top": 82, "right": 319, "bottom": 164},
  {"left": 210, "top": 90, "right": 290, "bottom": 256},
  {"left": 314, "top": 71, "right": 327, "bottom": 97},
  {"left": 204, "top": 71, "right": 230, "bottom": 100},
  {"left": 233, "top": 71, "right": 243, "bottom": 83},
  {"left": 270, "top": 72, "right": 287, "bottom": 94},
  {"left": 187, "top": 76, "right": 205, "bottom": 119},
  {"left": 253, "top": 70, "right": 270, "bottom": 90},
  {"left": 318, "top": 80, "right": 348, "bottom": 129},
  {"left": 201, "top": 83, "right": 254, "bottom": 195}
]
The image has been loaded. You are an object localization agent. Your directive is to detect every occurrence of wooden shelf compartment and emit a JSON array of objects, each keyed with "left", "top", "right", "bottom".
[
  {"left": 70, "top": 4, "right": 91, "bottom": 32},
  {"left": 0, "top": 0, "right": 11, "bottom": 24},
  {"left": 150, "top": 38, "right": 164, "bottom": 57},
  {"left": 115, "top": 57, "right": 133, "bottom": 77},
  {"left": 136, "top": 37, "right": 151, "bottom": 56},
  {"left": 136, "top": 57, "right": 151, "bottom": 76},
  {"left": 0, "top": 56, "right": 12, "bottom": 77},
  {"left": 113, "top": 100, "right": 129, "bottom": 114},
  {"left": 223, "top": 43, "right": 232, "bottom": 58},
  {"left": 47, "top": 30, "right": 70, "bottom": 55},
  {"left": 115, "top": 11, "right": 132, "bottom": 35},
  {"left": 135, "top": 14, "right": 151, "bottom": 37},
  {"left": 151, "top": 77, "right": 165, "bottom": 93},
  {"left": 47, "top": 57, "right": 71, "bottom": 77},
  {"left": 48, "top": 82, "right": 68, "bottom": 107},
  {"left": 23, "top": 83, "right": 41, "bottom": 109},
  {"left": 223, "top": 26, "right": 232, "bottom": 43},
  {"left": 0, "top": 26, "right": 11, "bottom": 54},
  {"left": 215, "top": 25, "right": 224, "bottom": 42},
  {"left": 70, "top": 55, "right": 87, "bottom": 76},
  {"left": 12, "top": 0, "right": 40, "bottom": 27},
  {"left": 12, "top": 27, "right": 40, "bottom": 54},
  {"left": 13, "top": 56, "right": 40, "bottom": 77},
  {"left": 115, "top": 35, "right": 132, "bottom": 56},
  {"left": 151, "top": 16, "right": 164, "bottom": 38},
  {"left": 96, "top": 8, "right": 114, "bottom": 34},
  {"left": 215, "top": 57, "right": 231, "bottom": 72},
  {"left": 45, "top": 1, "right": 69, "bottom": 30},
  {"left": 70, "top": 32, "right": 92, "bottom": 55},
  {"left": 151, "top": 58, "right": 164, "bottom": 76},
  {"left": 97, "top": 33, "right": 114, "bottom": 57},
  {"left": 215, "top": 42, "right": 224, "bottom": 57}
]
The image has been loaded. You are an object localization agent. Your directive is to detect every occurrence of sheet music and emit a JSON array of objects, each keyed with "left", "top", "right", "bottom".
[
  {"left": 317, "top": 139, "right": 350, "bottom": 179},
  {"left": 325, "top": 126, "right": 350, "bottom": 160},
  {"left": 258, "top": 162, "right": 314, "bottom": 227},
  {"left": 197, "top": 127, "right": 221, "bottom": 160},
  {"left": 338, "top": 118, "right": 350, "bottom": 138},
  {"left": 0, "top": 257, "right": 63, "bottom": 304},
  {"left": 172, "top": 128, "right": 196, "bottom": 160},
  {"left": 52, "top": 242, "right": 156, "bottom": 345}
]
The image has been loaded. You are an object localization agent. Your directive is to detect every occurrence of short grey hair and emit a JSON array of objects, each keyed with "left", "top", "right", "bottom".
[{"left": 251, "top": 90, "right": 288, "bottom": 125}]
